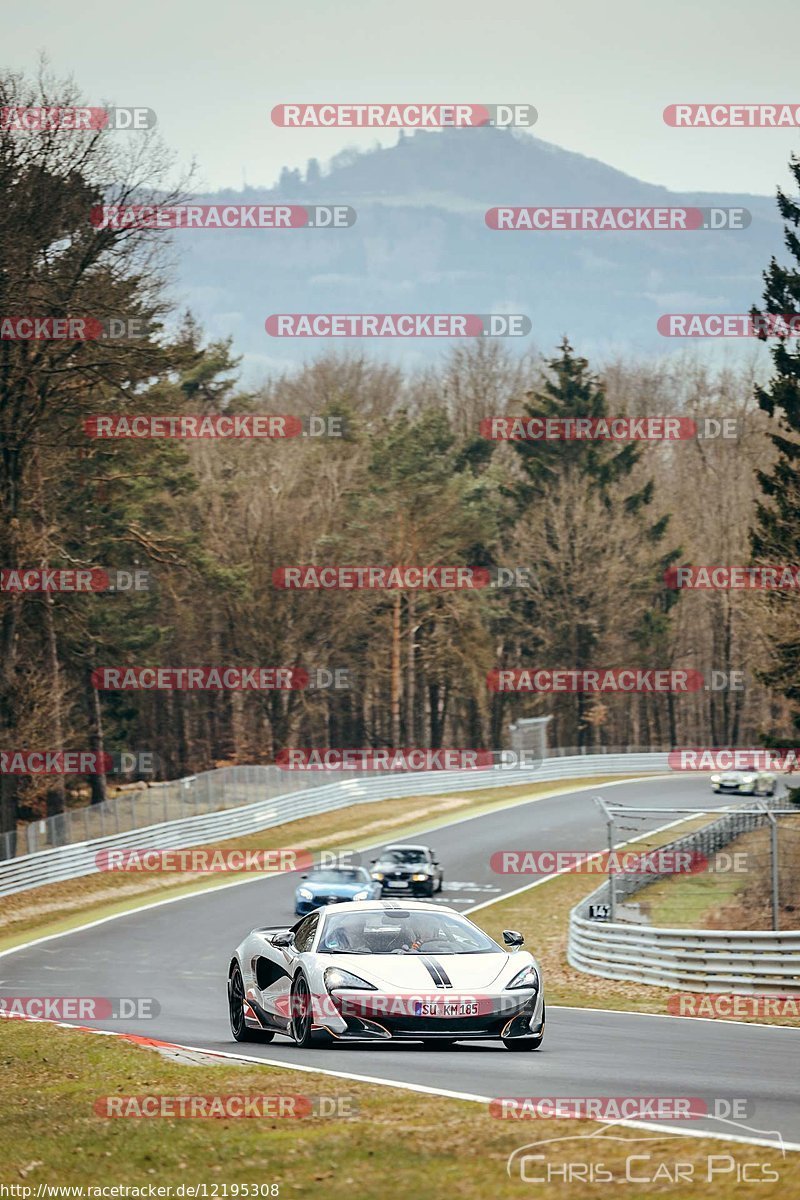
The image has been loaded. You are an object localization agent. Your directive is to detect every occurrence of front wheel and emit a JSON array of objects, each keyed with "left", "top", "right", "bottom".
[
  {"left": 503, "top": 1005, "right": 545, "bottom": 1051},
  {"left": 503, "top": 1037, "right": 542, "bottom": 1051},
  {"left": 290, "top": 972, "right": 327, "bottom": 1048},
  {"left": 228, "top": 964, "right": 275, "bottom": 1043}
]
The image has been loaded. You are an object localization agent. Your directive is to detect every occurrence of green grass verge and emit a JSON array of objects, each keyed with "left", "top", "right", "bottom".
[{"left": 1, "top": 1019, "right": 795, "bottom": 1196}]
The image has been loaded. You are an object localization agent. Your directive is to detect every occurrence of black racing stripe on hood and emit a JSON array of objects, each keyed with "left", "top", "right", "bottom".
[{"left": 420, "top": 956, "right": 453, "bottom": 988}]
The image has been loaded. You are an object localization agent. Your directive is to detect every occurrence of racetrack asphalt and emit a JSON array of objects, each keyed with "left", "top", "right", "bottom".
[{"left": 1, "top": 775, "right": 797, "bottom": 1149}]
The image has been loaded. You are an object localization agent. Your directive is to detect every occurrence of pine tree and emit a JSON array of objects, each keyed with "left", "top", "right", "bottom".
[
  {"left": 504, "top": 340, "right": 680, "bottom": 748},
  {"left": 750, "top": 153, "right": 800, "bottom": 731}
]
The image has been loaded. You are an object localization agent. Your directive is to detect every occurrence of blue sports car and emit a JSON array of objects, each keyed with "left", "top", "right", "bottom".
[{"left": 294, "top": 866, "right": 382, "bottom": 915}]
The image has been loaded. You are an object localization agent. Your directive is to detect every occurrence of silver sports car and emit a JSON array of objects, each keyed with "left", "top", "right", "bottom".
[
  {"left": 710, "top": 769, "right": 776, "bottom": 796},
  {"left": 228, "top": 900, "right": 545, "bottom": 1051}
]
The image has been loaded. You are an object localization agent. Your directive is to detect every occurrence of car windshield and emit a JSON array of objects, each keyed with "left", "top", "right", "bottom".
[
  {"left": 381, "top": 848, "right": 426, "bottom": 864},
  {"left": 305, "top": 869, "right": 369, "bottom": 884},
  {"left": 318, "top": 910, "right": 501, "bottom": 955}
]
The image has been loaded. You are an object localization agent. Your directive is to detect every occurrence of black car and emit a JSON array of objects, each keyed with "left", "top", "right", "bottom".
[{"left": 369, "top": 843, "right": 444, "bottom": 897}]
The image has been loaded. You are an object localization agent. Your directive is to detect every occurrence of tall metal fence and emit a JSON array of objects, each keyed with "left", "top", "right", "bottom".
[
  {"left": 0, "top": 751, "right": 670, "bottom": 896},
  {"left": 2, "top": 744, "right": 673, "bottom": 861}
]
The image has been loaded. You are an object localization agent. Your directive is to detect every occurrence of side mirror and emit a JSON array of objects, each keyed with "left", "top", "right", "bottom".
[
  {"left": 502, "top": 929, "right": 525, "bottom": 947},
  {"left": 271, "top": 931, "right": 294, "bottom": 948}
]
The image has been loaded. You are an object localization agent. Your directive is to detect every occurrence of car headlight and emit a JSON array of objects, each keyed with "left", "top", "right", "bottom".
[
  {"left": 411, "top": 873, "right": 428, "bottom": 881},
  {"left": 710, "top": 774, "right": 721, "bottom": 783},
  {"left": 506, "top": 965, "right": 540, "bottom": 991},
  {"left": 324, "top": 968, "right": 376, "bottom": 992},
  {"left": 740, "top": 774, "right": 757, "bottom": 783},
  {"left": 371, "top": 872, "right": 384, "bottom": 881},
  {"left": 352, "top": 890, "right": 370, "bottom": 901},
  {"left": 297, "top": 888, "right": 313, "bottom": 901}
]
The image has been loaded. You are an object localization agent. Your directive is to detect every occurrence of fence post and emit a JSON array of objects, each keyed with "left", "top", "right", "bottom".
[
  {"left": 594, "top": 795, "right": 616, "bottom": 921},
  {"left": 770, "top": 811, "right": 779, "bottom": 933}
]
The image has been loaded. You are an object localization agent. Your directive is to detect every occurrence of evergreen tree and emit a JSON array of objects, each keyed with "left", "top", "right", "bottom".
[
  {"left": 750, "top": 153, "right": 800, "bottom": 731},
  {"left": 504, "top": 340, "right": 679, "bottom": 747}
]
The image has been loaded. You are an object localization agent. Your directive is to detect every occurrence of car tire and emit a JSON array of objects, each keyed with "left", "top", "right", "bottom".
[
  {"left": 436, "top": 876, "right": 443, "bottom": 893},
  {"left": 503, "top": 1037, "right": 543, "bottom": 1051},
  {"left": 290, "top": 971, "right": 327, "bottom": 1048},
  {"left": 503, "top": 1004, "right": 545, "bottom": 1051},
  {"left": 228, "top": 963, "right": 275, "bottom": 1043}
]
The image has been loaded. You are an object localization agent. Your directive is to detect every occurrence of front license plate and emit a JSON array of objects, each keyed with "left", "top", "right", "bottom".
[
  {"left": 387, "top": 880, "right": 408, "bottom": 887},
  {"left": 414, "top": 1001, "right": 479, "bottom": 1017}
]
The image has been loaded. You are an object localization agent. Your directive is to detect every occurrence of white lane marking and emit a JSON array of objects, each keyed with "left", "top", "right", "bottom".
[
  {"left": 3, "top": 1010, "right": 797, "bottom": 1153},
  {"left": 464, "top": 811, "right": 695, "bottom": 914},
  {"left": 442, "top": 882, "right": 501, "bottom": 892},
  {"left": 0, "top": 774, "right": 674, "bottom": 961},
  {"left": 550, "top": 1004, "right": 800, "bottom": 1033}
]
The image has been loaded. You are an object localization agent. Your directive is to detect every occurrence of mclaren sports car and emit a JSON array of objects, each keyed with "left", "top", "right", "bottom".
[{"left": 228, "top": 900, "right": 545, "bottom": 1051}]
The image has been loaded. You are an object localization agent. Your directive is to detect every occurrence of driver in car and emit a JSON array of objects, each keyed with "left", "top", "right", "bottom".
[{"left": 392, "top": 915, "right": 442, "bottom": 953}]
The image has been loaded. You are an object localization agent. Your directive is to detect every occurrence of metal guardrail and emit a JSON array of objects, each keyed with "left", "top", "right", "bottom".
[
  {"left": 568, "top": 798, "right": 800, "bottom": 994},
  {"left": 3, "top": 743, "right": 675, "bottom": 860},
  {"left": 0, "top": 752, "right": 669, "bottom": 897}
]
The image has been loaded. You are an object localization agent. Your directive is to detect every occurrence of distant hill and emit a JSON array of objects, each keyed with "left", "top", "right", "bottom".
[{"left": 168, "top": 128, "right": 783, "bottom": 381}]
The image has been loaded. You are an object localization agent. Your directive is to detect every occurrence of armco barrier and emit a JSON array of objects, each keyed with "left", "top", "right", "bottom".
[
  {"left": 568, "top": 919, "right": 800, "bottom": 994},
  {"left": 568, "top": 798, "right": 800, "bottom": 994},
  {"left": 0, "top": 752, "right": 669, "bottom": 897}
]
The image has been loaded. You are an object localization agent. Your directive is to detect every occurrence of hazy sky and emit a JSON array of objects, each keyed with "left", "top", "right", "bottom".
[{"left": 7, "top": 0, "right": 800, "bottom": 195}]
